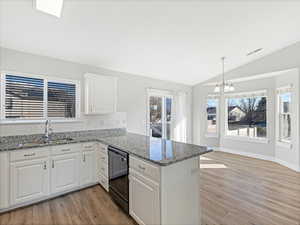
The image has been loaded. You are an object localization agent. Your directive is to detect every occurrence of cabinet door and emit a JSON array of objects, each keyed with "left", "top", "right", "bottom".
[
  {"left": 10, "top": 158, "right": 49, "bottom": 205},
  {"left": 85, "top": 73, "right": 117, "bottom": 114},
  {"left": 80, "top": 150, "right": 96, "bottom": 185},
  {"left": 129, "top": 173, "right": 160, "bottom": 225},
  {"left": 94, "top": 75, "right": 116, "bottom": 114},
  {"left": 0, "top": 152, "right": 9, "bottom": 209},
  {"left": 51, "top": 153, "right": 79, "bottom": 194}
]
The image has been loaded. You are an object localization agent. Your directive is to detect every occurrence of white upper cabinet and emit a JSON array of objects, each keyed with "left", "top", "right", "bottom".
[{"left": 84, "top": 73, "right": 117, "bottom": 114}]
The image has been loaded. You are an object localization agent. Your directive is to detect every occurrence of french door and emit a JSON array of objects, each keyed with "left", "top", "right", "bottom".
[{"left": 148, "top": 93, "right": 173, "bottom": 140}]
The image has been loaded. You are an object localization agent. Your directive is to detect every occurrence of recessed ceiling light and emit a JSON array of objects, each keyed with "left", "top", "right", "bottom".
[
  {"left": 246, "top": 48, "right": 263, "bottom": 56},
  {"left": 35, "top": 0, "right": 64, "bottom": 18}
]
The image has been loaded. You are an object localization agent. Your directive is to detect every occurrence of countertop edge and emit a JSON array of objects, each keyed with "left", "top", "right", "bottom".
[{"left": 0, "top": 137, "right": 213, "bottom": 167}]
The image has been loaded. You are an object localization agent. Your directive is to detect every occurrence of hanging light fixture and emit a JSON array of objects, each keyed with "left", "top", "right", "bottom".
[{"left": 214, "top": 57, "right": 234, "bottom": 93}]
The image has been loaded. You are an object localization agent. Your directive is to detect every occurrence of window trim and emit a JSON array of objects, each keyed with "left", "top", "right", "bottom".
[
  {"left": 276, "top": 85, "right": 293, "bottom": 149},
  {"left": 224, "top": 90, "right": 269, "bottom": 142},
  {"left": 205, "top": 95, "right": 219, "bottom": 138},
  {"left": 0, "top": 71, "right": 81, "bottom": 123}
]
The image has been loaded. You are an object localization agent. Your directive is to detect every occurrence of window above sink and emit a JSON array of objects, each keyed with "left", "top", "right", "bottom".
[{"left": 0, "top": 71, "right": 81, "bottom": 123}]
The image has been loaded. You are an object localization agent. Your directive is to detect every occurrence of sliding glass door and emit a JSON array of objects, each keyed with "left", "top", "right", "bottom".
[{"left": 148, "top": 93, "right": 172, "bottom": 139}]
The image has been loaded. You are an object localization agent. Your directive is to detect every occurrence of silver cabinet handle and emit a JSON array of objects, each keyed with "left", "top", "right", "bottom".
[
  {"left": 61, "top": 149, "right": 71, "bottom": 152},
  {"left": 138, "top": 165, "right": 146, "bottom": 170},
  {"left": 24, "top": 153, "right": 35, "bottom": 157},
  {"left": 83, "top": 153, "right": 86, "bottom": 162},
  {"left": 43, "top": 161, "right": 47, "bottom": 170},
  {"left": 52, "top": 160, "right": 54, "bottom": 168}
]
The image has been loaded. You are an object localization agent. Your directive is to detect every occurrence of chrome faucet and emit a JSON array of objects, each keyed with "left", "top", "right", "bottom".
[{"left": 44, "top": 119, "right": 53, "bottom": 142}]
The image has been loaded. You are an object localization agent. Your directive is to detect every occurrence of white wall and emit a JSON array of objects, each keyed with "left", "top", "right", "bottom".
[
  {"left": 193, "top": 41, "right": 300, "bottom": 171},
  {"left": 0, "top": 47, "right": 192, "bottom": 139}
]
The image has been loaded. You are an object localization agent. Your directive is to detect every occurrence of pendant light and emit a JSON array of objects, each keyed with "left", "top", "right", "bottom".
[{"left": 214, "top": 57, "right": 234, "bottom": 93}]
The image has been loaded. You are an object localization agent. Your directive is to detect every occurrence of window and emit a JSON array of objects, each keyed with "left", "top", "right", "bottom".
[
  {"left": 225, "top": 91, "right": 267, "bottom": 139},
  {"left": 206, "top": 96, "right": 218, "bottom": 135},
  {"left": 47, "top": 82, "right": 76, "bottom": 118},
  {"left": 277, "top": 86, "right": 292, "bottom": 143},
  {"left": 147, "top": 89, "right": 173, "bottom": 140},
  {"left": 1, "top": 73, "right": 79, "bottom": 121},
  {"left": 5, "top": 75, "right": 44, "bottom": 119}
]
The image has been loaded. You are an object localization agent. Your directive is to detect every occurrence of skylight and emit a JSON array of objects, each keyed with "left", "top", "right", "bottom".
[{"left": 35, "top": 0, "right": 63, "bottom": 18}]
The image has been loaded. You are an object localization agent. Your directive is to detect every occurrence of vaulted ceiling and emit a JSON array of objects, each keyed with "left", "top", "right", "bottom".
[{"left": 1, "top": 0, "right": 300, "bottom": 85}]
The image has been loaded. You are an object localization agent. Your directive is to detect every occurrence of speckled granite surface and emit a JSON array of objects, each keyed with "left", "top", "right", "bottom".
[{"left": 0, "top": 129, "right": 212, "bottom": 166}]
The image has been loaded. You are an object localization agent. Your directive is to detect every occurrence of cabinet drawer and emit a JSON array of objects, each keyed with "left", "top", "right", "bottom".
[
  {"left": 99, "top": 161, "right": 108, "bottom": 178},
  {"left": 51, "top": 144, "right": 80, "bottom": 155},
  {"left": 98, "top": 173, "right": 109, "bottom": 192},
  {"left": 98, "top": 143, "right": 108, "bottom": 155},
  {"left": 130, "top": 156, "right": 160, "bottom": 182},
  {"left": 98, "top": 151, "right": 108, "bottom": 165},
  {"left": 82, "top": 142, "right": 95, "bottom": 151},
  {"left": 10, "top": 147, "right": 50, "bottom": 162}
]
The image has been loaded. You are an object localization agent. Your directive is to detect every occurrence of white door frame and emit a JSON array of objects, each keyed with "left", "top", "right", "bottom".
[{"left": 146, "top": 89, "right": 173, "bottom": 139}]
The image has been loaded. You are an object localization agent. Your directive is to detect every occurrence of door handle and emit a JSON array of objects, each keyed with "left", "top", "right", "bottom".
[
  {"left": 138, "top": 165, "right": 146, "bottom": 170},
  {"left": 24, "top": 153, "right": 35, "bottom": 157},
  {"left": 83, "top": 153, "right": 86, "bottom": 162},
  {"left": 121, "top": 157, "right": 127, "bottom": 162},
  {"left": 52, "top": 160, "right": 54, "bottom": 168},
  {"left": 43, "top": 161, "right": 47, "bottom": 170}
]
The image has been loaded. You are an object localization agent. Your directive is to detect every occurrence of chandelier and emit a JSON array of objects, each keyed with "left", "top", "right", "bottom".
[{"left": 214, "top": 57, "right": 234, "bottom": 93}]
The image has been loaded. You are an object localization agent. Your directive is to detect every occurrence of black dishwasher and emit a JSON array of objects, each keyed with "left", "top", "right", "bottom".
[{"left": 108, "top": 146, "right": 129, "bottom": 213}]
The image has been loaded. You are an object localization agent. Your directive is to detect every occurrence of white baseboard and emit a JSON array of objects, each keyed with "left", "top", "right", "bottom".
[
  {"left": 0, "top": 182, "right": 99, "bottom": 214},
  {"left": 274, "top": 158, "right": 300, "bottom": 172},
  {"left": 216, "top": 147, "right": 300, "bottom": 172}
]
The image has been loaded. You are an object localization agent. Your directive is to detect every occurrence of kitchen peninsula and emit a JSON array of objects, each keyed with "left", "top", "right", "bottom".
[{"left": 0, "top": 129, "right": 212, "bottom": 225}]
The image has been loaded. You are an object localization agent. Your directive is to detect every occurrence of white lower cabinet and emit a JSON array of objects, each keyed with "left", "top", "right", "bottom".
[
  {"left": 80, "top": 150, "right": 96, "bottom": 186},
  {"left": 2, "top": 142, "right": 102, "bottom": 212},
  {"left": 0, "top": 152, "right": 9, "bottom": 209},
  {"left": 51, "top": 153, "right": 79, "bottom": 194},
  {"left": 129, "top": 173, "right": 160, "bottom": 225},
  {"left": 97, "top": 143, "right": 109, "bottom": 191},
  {"left": 129, "top": 156, "right": 161, "bottom": 225},
  {"left": 10, "top": 158, "right": 49, "bottom": 205}
]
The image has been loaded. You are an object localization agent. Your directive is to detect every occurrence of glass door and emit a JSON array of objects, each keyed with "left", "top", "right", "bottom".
[{"left": 148, "top": 94, "right": 172, "bottom": 139}]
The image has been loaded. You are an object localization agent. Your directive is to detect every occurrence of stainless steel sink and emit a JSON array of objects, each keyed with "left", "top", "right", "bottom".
[
  {"left": 17, "top": 137, "right": 74, "bottom": 148},
  {"left": 48, "top": 137, "right": 74, "bottom": 144}
]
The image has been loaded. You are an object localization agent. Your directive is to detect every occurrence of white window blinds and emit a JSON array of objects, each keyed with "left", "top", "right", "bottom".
[
  {"left": 47, "top": 82, "right": 76, "bottom": 118},
  {"left": 2, "top": 73, "right": 79, "bottom": 121},
  {"left": 5, "top": 75, "right": 44, "bottom": 119}
]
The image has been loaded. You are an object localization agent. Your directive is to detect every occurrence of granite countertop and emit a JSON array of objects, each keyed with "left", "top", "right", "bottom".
[{"left": 0, "top": 129, "right": 212, "bottom": 166}]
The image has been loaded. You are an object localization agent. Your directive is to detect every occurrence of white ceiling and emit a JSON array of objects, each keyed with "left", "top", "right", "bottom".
[{"left": 1, "top": 0, "right": 300, "bottom": 85}]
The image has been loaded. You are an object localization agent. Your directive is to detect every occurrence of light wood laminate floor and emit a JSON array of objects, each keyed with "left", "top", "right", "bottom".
[
  {"left": 0, "top": 186, "right": 136, "bottom": 225},
  {"left": 200, "top": 151, "right": 300, "bottom": 225},
  {"left": 0, "top": 151, "right": 299, "bottom": 225}
]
